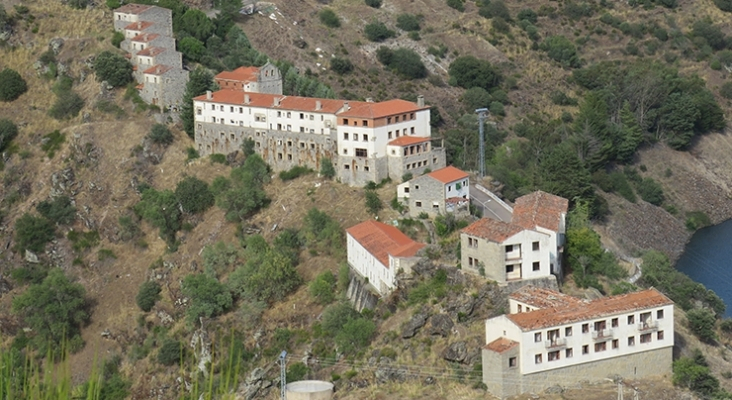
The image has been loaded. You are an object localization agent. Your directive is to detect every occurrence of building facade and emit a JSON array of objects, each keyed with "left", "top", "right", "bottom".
[
  {"left": 193, "top": 88, "right": 446, "bottom": 186},
  {"left": 346, "top": 220, "right": 425, "bottom": 296},
  {"left": 482, "top": 286, "right": 674, "bottom": 399},
  {"left": 214, "top": 63, "right": 283, "bottom": 94},
  {"left": 113, "top": 4, "right": 188, "bottom": 110},
  {"left": 397, "top": 166, "right": 470, "bottom": 218}
]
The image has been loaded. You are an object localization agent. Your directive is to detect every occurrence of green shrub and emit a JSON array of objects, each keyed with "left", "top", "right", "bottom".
[
  {"left": 687, "top": 308, "right": 717, "bottom": 343},
  {"left": 448, "top": 56, "right": 502, "bottom": 90},
  {"left": 157, "top": 340, "right": 184, "bottom": 366},
  {"left": 686, "top": 211, "right": 711, "bottom": 231},
  {"left": 134, "top": 188, "right": 181, "bottom": 246},
  {"left": 319, "top": 8, "right": 340, "bottom": 28},
  {"left": 96, "top": 100, "right": 126, "bottom": 118},
  {"left": 111, "top": 31, "right": 124, "bottom": 48},
  {"left": 636, "top": 177, "right": 664, "bottom": 205},
  {"left": 489, "top": 101, "right": 505, "bottom": 116},
  {"left": 673, "top": 353, "right": 724, "bottom": 398},
  {"left": 715, "top": 0, "right": 732, "bottom": 12},
  {"left": 721, "top": 319, "right": 732, "bottom": 333},
  {"left": 517, "top": 8, "right": 538, "bottom": 24},
  {"left": 365, "top": 0, "right": 382, "bottom": 7},
  {"left": 148, "top": 124, "right": 173, "bottom": 145},
  {"left": 175, "top": 176, "right": 214, "bottom": 214},
  {"left": 67, "top": 229, "right": 100, "bottom": 252},
  {"left": 209, "top": 153, "right": 226, "bottom": 164},
  {"left": 310, "top": 271, "right": 337, "bottom": 305},
  {"left": 396, "top": 13, "right": 421, "bottom": 31},
  {"left": 48, "top": 92, "right": 85, "bottom": 120},
  {"left": 279, "top": 165, "right": 313, "bottom": 181},
  {"left": 0, "top": 68, "right": 28, "bottom": 102},
  {"left": 181, "top": 274, "right": 233, "bottom": 324},
  {"left": 0, "top": 118, "right": 18, "bottom": 152},
  {"left": 94, "top": 51, "right": 133, "bottom": 87},
  {"left": 320, "top": 157, "right": 336, "bottom": 179},
  {"left": 68, "top": 0, "right": 89, "bottom": 9},
  {"left": 365, "top": 190, "right": 383, "bottom": 215},
  {"left": 491, "top": 17, "right": 510, "bottom": 34},
  {"left": 36, "top": 195, "right": 76, "bottom": 225},
  {"left": 287, "top": 362, "right": 309, "bottom": 382},
  {"left": 479, "top": 0, "right": 511, "bottom": 21},
  {"left": 186, "top": 147, "right": 200, "bottom": 161},
  {"left": 40, "top": 130, "right": 66, "bottom": 158},
  {"left": 364, "top": 21, "right": 396, "bottom": 42},
  {"left": 720, "top": 82, "right": 732, "bottom": 99},
  {"left": 136, "top": 281, "right": 162, "bottom": 312},
  {"left": 376, "top": 47, "right": 427, "bottom": 79},
  {"left": 540, "top": 35, "right": 581, "bottom": 68},
  {"left": 550, "top": 90, "right": 578, "bottom": 106},
  {"left": 15, "top": 213, "right": 55, "bottom": 253},
  {"left": 446, "top": 0, "right": 465, "bottom": 11},
  {"left": 330, "top": 57, "right": 353, "bottom": 75},
  {"left": 201, "top": 241, "right": 240, "bottom": 277}
]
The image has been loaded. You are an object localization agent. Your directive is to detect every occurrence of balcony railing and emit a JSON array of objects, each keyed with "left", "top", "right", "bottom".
[
  {"left": 545, "top": 338, "right": 567, "bottom": 348},
  {"left": 638, "top": 320, "right": 659, "bottom": 331},
  {"left": 592, "top": 329, "right": 614, "bottom": 340}
]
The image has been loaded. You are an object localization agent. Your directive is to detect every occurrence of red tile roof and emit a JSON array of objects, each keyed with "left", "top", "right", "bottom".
[
  {"left": 509, "top": 286, "right": 583, "bottom": 310},
  {"left": 215, "top": 66, "right": 260, "bottom": 84},
  {"left": 143, "top": 65, "right": 173, "bottom": 75},
  {"left": 338, "top": 99, "right": 428, "bottom": 119},
  {"left": 428, "top": 166, "right": 469, "bottom": 184},
  {"left": 461, "top": 218, "right": 525, "bottom": 243},
  {"left": 507, "top": 288, "right": 673, "bottom": 331},
  {"left": 195, "top": 90, "right": 347, "bottom": 113},
  {"left": 512, "top": 191, "right": 569, "bottom": 233},
  {"left": 137, "top": 46, "right": 166, "bottom": 57},
  {"left": 131, "top": 33, "right": 159, "bottom": 43},
  {"left": 388, "top": 136, "right": 430, "bottom": 146},
  {"left": 485, "top": 337, "right": 519, "bottom": 353},
  {"left": 346, "top": 220, "right": 425, "bottom": 267},
  {"left": 115, "top": 3, "right": 152, "bottom": 14},
  {"left": 124, "top": 21, "right": 154, "bottom": 31}
]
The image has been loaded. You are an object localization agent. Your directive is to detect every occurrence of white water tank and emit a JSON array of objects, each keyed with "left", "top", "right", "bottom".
[{"left": 285, "top": 380, "right": 334, "bottom": 400}]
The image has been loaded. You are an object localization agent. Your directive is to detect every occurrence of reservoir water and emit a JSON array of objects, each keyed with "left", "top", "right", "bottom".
[{"left": 676, "top": 219, "right": 732, "bottom": 317}]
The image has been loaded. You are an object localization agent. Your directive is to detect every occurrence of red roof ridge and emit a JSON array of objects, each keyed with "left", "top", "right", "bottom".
[
  {"left": 115, "top": 4, "right": 152, "bottom": 14},
  {"left": 427, "top": 166, "right": 469, "bottom": 184},
  {"left": 485, "top": 337, "right": 519, "bottom": 353},
  {"left": 388, "top": 136, "right": 430, "bottom": 146},
  {"left": 346, "top": 220, "right": 425, "bottom": 267},
  {"left": 461, "top": 218, "right": 529, "bottom": 243},
  {"left": 512, "top": 190, "right": 569, "bottom": 232},
  {"left": 143, "top": 64, "right": 173, "bottom": 75}
]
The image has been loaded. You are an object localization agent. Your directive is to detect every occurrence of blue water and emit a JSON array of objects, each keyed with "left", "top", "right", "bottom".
[{"left": 676, "top": 219, "right": 732, "bottom": 317}]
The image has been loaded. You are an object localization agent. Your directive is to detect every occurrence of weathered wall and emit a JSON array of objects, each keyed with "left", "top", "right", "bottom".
[{"left": 407, "top": 175, "right": 443, "bottom": 218}]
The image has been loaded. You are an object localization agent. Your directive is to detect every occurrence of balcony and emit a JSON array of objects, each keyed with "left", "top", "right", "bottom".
[
  {"left": 592, "top": 329, "right": 614, "bottom": 341},
  {"left": 638, "top": 320, "right": 659, "bottom": 331},
  {"left": 544, "top": 338, "right": 567, "bottom": 349}
]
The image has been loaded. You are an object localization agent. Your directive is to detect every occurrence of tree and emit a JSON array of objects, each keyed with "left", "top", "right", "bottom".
[
  {"left": 157, "top": 340, "right": 185, "bottom": 366},
  {"left": 0, "top": 118, "right": 18, "bottom": 152},
  {"left": 181, "top": 273, "right": 233, "bottom": 324},
  {"left": 365, "top": 190, "right": 383, "bottom": 215},
  {"left": 134, "top": 188, "right": 181, "bottom": 246},
  {"left": 479, "top": 0, "right": 511, "bottom": 21},
  {"left": 448, "top": 56, "right": 502, "bottom": 91},
  {"left": 330, "top": 57, "right": 353, "bottom": 75},
  {"left": 687, "top": 308, "right": 717, "bottom": 343},
  {"left": 201, "top": 241, "right": 240, "bottom": 277},
  {"left": 49, "top": 91, "right": 85, "bottom": 120},
  {"left": 241, "top": 250, "right": 301, "bottom": 303},
  {"left": 36, "top": 195, "right": 76, "bottom": 225},
  {"left": 0, "top": 68, "right": 28, "bottom": 102},
  {"left": 539, "top": 144, "right": 594, "bottom": 203},
  {"left": 175, "top": 176, "right": 214, "bottom": 214},
  {"left": 319, "top": 8, "right": 340, "bottom": 28},
  {"left": 179, "top": 36, "right": 206, "bottom": 62},
  {"left": 94, "top": 51, "right": 133, "bottom": 87},
  {"left": 616, "top": 102, "right": 643, "bottom": 163},
  {"left": 15, "top": 213, "right": 56, "bottom": 253},
  {"left": 136, "top": 281, "right": 162, "bottom": 312},
  {"left": 11, "top": 268, "right": 89, "bottom": 352},
  {"left": 320, "top": 157, "right": 336, "bottom": 179},
  {"left": 446, "top": 0, "right": 465, "bottom": 11},
  {"left": 148, "top": 123, "right": 174, "bottom": 145},
  {"left": 179, "top": 9, "right": 214, "bottom": 41},
  {"left": 365, "top": 0, "right": 382, "bottom": 7},
  {"left": 215, "top": 155, "right": 271, "bottom": 221},
  {"left": 364, "top": 21, "right": 395, "bottom": 42},
  {"left": 376, "top": 47, "right": 427, "bottom": 79},
  {"left": 541, "top": 35, "right": 581, "bottom": 68},
  {"left": 714, "top": 0, "right": 732, "bottom": 11},
  {"left": 462, "top": 87, "right": 492, "bottom": 111},
  {"left": 517, "top": 8, "right": 538, "bottom": 24},
  {"left": 637, "top": 177, "right": 664, "bottom": 205},
  {"left": 310, "top": 271, "right": 336, "bottom": 304},
  {"left": 396, "top": 14, "right": 421, "bottom": 31},
  {"left": 182, "top": 67, "right": 216, "bottom": 138}
]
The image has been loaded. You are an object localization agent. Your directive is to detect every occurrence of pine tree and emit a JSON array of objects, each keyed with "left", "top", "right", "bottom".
[
  {"left": 616, "top": 102, "right": 643, "bottom": 163},
  {"left": 181, "top": 67, "right": 216, "bottom": 138}
]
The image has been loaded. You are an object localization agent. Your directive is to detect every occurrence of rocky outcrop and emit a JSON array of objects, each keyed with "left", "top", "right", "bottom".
[
  {"left": 401, "top": 311, "right": 429, "bottom": 339},
  {"left": 442, "top": 341, "right": 468, "bottom": 363},
  {"left": 429, "top": 314, "right": 454, "bottom": 337}
]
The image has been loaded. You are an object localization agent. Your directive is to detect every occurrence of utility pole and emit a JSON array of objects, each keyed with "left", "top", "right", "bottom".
[
  {"left": 617, "top": 380, "right": 624, "bottom": 400},
  {"left": 475, "top": 108, "right": 489, "bottom": 179},
  {"left": 279, "top": 350, "right": 288, "bottom": 400}
]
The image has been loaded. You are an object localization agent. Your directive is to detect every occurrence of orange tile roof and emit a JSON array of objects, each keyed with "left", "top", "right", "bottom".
[
  {"left": 346, "top": 220, "right": 425, "bottom": 267},
  {"left": 131, "top": 33, "right": 159, "bottom": 43},
  {"left": 485, "top": 337, "right": 519, "bottom": 353},
  {"left": 115, "top": 3, "right": 152, "bottom": 14},
  {"left": 461, "top": 218, "right": 525, "bottom": 243},
  {"left": 507, "top": 288, "right": 673, "bottom": 331},
  {"left": 137, "top": 46, "right": 166, "bottom": 57},
  {"left": 509, "top": 286, "right": 583, "bottom": 310},
  {"left": 428, "top": 166, "right": 469, "bottom": 184},
  {"left": 512, "top": 191, "right": 569, "bottom": 233},
  {"left": 338, "top": 99, "right": 428, "bottom": 119},
  {"left": 215, "top": 66, "right": 259, "bottom": 83},
  {"left": 124, "top": 21, "right": 154, "bottom": 31},
  {"left": 388, "top": 136, "right": 430, "bottom": 146},
  {"left": 194, "top": 90, "right": 347, "bottom": 113},
  {"left": 143, "top": 65, "right": 173, "bottom": 75}
]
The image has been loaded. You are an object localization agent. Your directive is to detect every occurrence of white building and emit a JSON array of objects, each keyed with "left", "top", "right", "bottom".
[
  {"left": 397, "top": 166, "right": 470, "bottom": 218},
  {"left": 346, "top": 220, "right": 425, "bottom": 296},
  {"left": 482, "top": 286, "right": 674, "bottom": 399}
]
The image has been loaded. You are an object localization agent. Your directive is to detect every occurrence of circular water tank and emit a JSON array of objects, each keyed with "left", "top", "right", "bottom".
[{"left": 285, "top": 380, "right": 334, "bottom": 400}]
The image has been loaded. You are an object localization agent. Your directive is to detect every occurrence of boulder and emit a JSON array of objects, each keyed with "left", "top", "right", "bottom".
[
  {"left": 442, "top": 341, "right": 468, "bottom": 363},
  {"left": 402, "top": 312, "right": 429, "bottom": 338},
  {"left": 429, "top": 314, "right": 454, "bottom": 337},
  {"left": 24, "top": 250, "right": 39, "bottom": 264},
  {"left": 374, "top": 360, "right": 407, "bottom": 383},
  {"left": 49, "top": 38, "right": 64, "bottom": 54}
]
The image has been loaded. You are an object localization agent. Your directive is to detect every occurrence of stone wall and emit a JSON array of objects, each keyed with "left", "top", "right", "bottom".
[
  {"left": 406, "top": 175, "right": 443, "bottom": 218},
  {"left": 257, "top": 63, "right": 283, "bottom": 95},
  {"left": 336, "top": 155, "right": 389, "bottom": 186},
  {"left": 387, "top": 147, "right": 446, "bottom": 182},
  {"left": 346, "top": 276, "right": 379, "bottom": 312}
]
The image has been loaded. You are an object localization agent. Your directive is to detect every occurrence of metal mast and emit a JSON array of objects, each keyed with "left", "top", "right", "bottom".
[
  {"left": 475, "top": 108, "right": 489, "bottom": 179},
  {"left": 279, "top": 350, "right": 287, "bottom": 400}
]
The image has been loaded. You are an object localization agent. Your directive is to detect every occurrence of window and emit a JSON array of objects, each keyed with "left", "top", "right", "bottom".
[
  {"left": 395, "top": 116, "right": 400, "bottom": 122},
  {"left": 239, "top": 107, "right": 243, "bottom": 113},
  {"left": 364, "top": 166, "right": 370, "bottom": 172},
  {"left": 415, "top": 185, "right": 419, "bottom": 190},
  {"left": 594, "top": 320, "right": 606, "bottom": 332},
  {"left": 532, "top": 262, "right": 540, "bottom": 271},
  {"left": 566, "top": 348, "right": 573, "bottom": 358},
  {"left": 657, "top": 310, "right": 664, "bottom": 319},
  {"left": 612, "top": 339, "right": 619, "bottom": 349},
  {"left": 287, "top": 112, "right": 291, "bottom": 118},
  {"left": 277, "top": 153, "right": 282, "bottom": 160},
  {"left": 517, "top": 305, "right": 522, "bottom": 312},
  {"left": 628, "top": 315, "right": 635, "bottom": 325},
  {"left": 277, "top": 111, "right": 282, "bottom": 117},
  {"left": 534, "top": 354, "right": 542, "bottom": 364},
  {"left": 582, "top": 345, "right": 589, "bottom": 355},
  {"left": 612, "top": 318, "right": 619, "bottom": 328},
  {"left": 594, "top": 342, "right": 606, "bottom": 352},
  {"left": 548, "top": 351, "right": 560, "bottom": 362},
  {"left": 411, "top": 127, "right": 415, "bottom": 134},
  {"left": 388, "top": 131, "right": 393, "bottom": 139},
  {"left": 505, "top": 244, "right": 513, "bottom": 252},
  {"left": 628, "top": 336, "right": 635, "bottom": 346},
  {"left": 532, "top": 241, "right": 540, "bottom": 251},
  {"left": 640, "top": 333, "right": 652, "bottom": 343},
  {"left": 344, "top": 164, "right": 350, "bottom": 170},
  {"left": 582, "top": 324, "right": 589, "bottom": 333},
  {"left": 548, "top": 329, "right": 559, "bottom": 342},
  {"left": 468, "top": 257, "right": 473, "bottom": 266},
  {"left": 640, "top": 312, "right": 651, "bottom": 323},
  {"left": 509, "top": 357, "right": 517, "bottom": 368},
  {"left": 343, "top": 118, "right": 349, "bottom": 125},
  {"left": 362, "top": 120, "right": 368, "bottom": 126},
  {"left": 410, "top": 112, "right": 415, "bottom": 120},
  {"left": 565, "top": 327, "right": 572, "bottom": 337},
  {"left": 416, "top": 201, "right": 422, "bottom": 207},
  {"left": 354, "top": 134, "right": 359, "bottom": 141},
  {"left": 657, "top": 331, "right": 664, "bottom": 340},
  {"left": 344, "top": 133, "right": 349, "bottom": 140},
  {"left": 300, "top": 127, "right": 305, "bottom": 132},
  {"left": 355, "top": 148, "right": 367, "bottom": 157},
  {"left": 506, "top": 265, "right": 514, "bottom": 273},
  {"left": 230, "top": 106, "right": 234, "bottom": 112},
  {"left": 363, "top": 134, "right": 368, "bottom": 142},
  {"left": 343, "top": 149, "right": 348, "bottom": 155},
  {"left": 299, "top": 113, "right": 304, "bottom": 119},
  {"left": 196, "top": 108, "right": 202, "bottom": 115},
  {"left": 287, "top": 154, "right": 292, "bottom": 160},
  {"left": 534, "top": 333, "right": 542, "bottom": 343}
]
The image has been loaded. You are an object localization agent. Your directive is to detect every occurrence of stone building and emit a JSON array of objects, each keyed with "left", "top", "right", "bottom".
[
  {"left": 192, "top": 85, "right": 446, "bottom": 186},
  {"left": 482, "top": 286, "right": 674, "bottom": 399},
  {"left": 397, "top": 166, "right": 470, "bottom": 218},
  {"left": 113, "top": 4, "right": 188, "bottom": 110},
  {"left": 214, "top": 63, "right": 283, "bottom": 94}
]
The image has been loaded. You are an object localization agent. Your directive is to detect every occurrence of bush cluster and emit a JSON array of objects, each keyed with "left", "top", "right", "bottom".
[
  {"left": 319, "top": 9, "right": 340, "bottom": 28},
  {"left": 376, "top": 47, "right": 427, "bottom": 79},
  {"left": 364, "top": 21, "right": 395, "bottom": 42},
  {"left": 0, "top": 68, "right": 27, "bottom": 102},
  {"left": 136, "top": 281, "right": 162, "bottom": 312}
]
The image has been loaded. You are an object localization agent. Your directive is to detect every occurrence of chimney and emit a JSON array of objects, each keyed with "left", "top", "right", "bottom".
[
  {"left": 315, "top": 100, "right": 322, "bottom": 111},
  {"left": 344, "top": 101, "right": 349, "bottom": 110},
  {"left": 244, "top": 94, "right": 250, "bottom": 104},
  {"left": 417, "top": 95, "right": 425, "bottom": 107},
  {"left": 137, "top": 21, "right": 142, "bottom": 30},
  {"left": 273, "top": 97, "right": 281, "bottom": 106},
  {"left": 366, "top": 97, "right": 374, "bottom": 103},
  {"left": 206, "top": 90, "right": 212, "bottom": 100}
]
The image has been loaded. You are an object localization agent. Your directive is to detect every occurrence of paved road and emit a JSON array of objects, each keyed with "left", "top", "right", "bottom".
[{"left": 470, "top": 184, "right": 513, "bottom": 222}]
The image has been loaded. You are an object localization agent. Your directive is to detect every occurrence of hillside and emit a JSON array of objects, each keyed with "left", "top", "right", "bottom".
[{"left": 2, "top": 0, "right": 732, "bottom": 399}]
